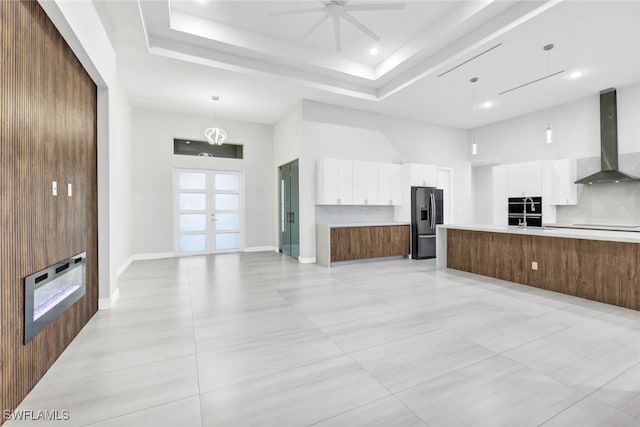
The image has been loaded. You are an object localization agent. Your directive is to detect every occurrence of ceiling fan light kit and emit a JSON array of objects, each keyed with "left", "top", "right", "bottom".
[{"left": 272, "top": 1, "right": 405, "bottom": 52}]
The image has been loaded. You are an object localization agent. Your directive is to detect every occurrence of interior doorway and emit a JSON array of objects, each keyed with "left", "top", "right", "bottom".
[{"left": 279, "top": 159, "right": 299, "bottom": 259}]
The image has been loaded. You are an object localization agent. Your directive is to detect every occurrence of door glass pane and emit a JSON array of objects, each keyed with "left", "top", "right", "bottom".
[
  {"left": 179, "top": 214, "right": 206, "bottom": 231},
  {"left": 179, "top": 234, "right": 206, "bottom": 252},
  {"left": 215, "top": 194, "right": 239, "bottom": 210},
  {"left": 179, "top": 193, "right": 206, "bottom": 211},
  {"left": 179, "top": 172, "right": 206, "bottom": 190},
  {"left": 216, "top": 233, "right": 240, "bottom": 250},
  {"left": 216, "top": 213, "right": 239, "bottom": 230},
  {"left": 215, "top": 174, "right": 240, "bottom": 191}
]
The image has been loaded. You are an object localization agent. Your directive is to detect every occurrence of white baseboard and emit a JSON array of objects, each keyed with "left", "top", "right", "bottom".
[
  {"left": 116, "top": 256, "right": 133, "bottom": 277},
  {"left": 131, "top": 252, "right": 175, "bottom": 261},
  {"left": 98, "top": 288, "right": 119, "bottom": 310},
  {"left": 244, "top": 245, "right": 278, "bottom": 253},
  {"left": 298, "top": 256, "right": 316, "bottom": 264}
]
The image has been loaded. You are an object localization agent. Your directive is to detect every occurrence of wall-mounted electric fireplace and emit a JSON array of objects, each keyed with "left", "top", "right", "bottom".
[{"left": 24, "top": 252, "right": 86, "bottom": 343}]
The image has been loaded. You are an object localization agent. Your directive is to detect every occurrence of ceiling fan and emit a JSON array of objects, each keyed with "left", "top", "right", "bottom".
[{"left": 270, "top": 1, "right": 405, "bottom": 51}]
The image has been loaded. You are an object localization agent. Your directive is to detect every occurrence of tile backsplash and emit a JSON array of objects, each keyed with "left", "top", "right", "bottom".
[
  {"left": 556, "top": 152, "right": 640, "bottom": 225},
  {"left": 315, "top": 205, "right": 395, "bottom": 224}
]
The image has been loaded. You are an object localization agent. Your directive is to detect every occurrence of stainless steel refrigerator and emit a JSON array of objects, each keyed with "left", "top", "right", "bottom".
[{"left": 411, "top": 186, "right": 444, "bottom": 259}]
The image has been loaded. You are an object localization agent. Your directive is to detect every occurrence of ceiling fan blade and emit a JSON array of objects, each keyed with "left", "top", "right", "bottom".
[
  {"left": 345, "top": 3, "right": 405, "bottom": 12},
  {"left": 341, "top": 12, "right": 380, "bottom": 41},
  {"left": 332, "top": 16, "right": 342, "bottom": 51},
  {"left": 270, "top": 7, "right": 326, "bottom": 16},
  {"left": 302, "top": 13, "right": 329, "bottom": 39}
]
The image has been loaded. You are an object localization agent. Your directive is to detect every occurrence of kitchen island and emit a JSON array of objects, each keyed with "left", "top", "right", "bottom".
[
  {"left": 316, "top": 222, "right": 410, "bottom": 267},
  {"left": 436, "top": 224, "right": 640, "bottom": 310}
]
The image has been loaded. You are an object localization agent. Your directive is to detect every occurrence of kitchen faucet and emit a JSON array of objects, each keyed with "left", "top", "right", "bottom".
[{"left": 519, "top": 196, "right": 535, "bottom": 228}]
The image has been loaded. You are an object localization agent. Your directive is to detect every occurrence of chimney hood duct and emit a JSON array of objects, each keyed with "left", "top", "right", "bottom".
[{"left": 575, "top": 88, "right": 639, "bottom": 184}]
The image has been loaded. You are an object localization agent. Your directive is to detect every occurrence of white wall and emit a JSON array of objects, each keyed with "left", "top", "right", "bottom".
[
  {"left": 132, "top": 107, "right": 275, "bottom": 255},
  {"left": 273, "top": 103, "right": 303, "bottom": 253},
  {"left": 112, "top": 83, "right": 134, "bottom": 274},
  {"left": 471, "top": 83, "right": 640, "bottom": 164},
  {"left": 298, "top": 100, "right": 472, "bottom": 261}
]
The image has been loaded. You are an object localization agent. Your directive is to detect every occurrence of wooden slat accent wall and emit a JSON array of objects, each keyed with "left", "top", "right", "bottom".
[
  {"left": 447, "top": 229, "right": 639, "bottom": 310},
  {"left": 331, "top": 225, "right": 410, "bottom": 262},
  {"left": 0, "top": 1, "right": 98, "bottom": 421}
]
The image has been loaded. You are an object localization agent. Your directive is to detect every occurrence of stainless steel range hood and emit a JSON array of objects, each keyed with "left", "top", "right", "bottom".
[{"left": 575, "top": 88, "right": 640, "bottom": 184}]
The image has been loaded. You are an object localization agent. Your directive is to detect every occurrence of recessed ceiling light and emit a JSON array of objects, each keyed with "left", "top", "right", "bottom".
[
  {"left": 569, "top": 71, "right": 583, "bottom": 79},
  {"left": 369, "top": 47, "right": 379, "bottom": 56},
  {"left": 482, "top": 101, "right": 493, "bottom": 109}
]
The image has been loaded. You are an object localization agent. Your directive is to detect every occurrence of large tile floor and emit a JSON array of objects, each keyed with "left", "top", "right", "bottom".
[{"left": 8, "top": 252, "right": 640, "bottom": 426}]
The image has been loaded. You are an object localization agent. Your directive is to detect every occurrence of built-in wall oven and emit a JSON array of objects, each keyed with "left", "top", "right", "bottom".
[{"left": 508, "top": 196, "right": 542, "bottom": 227}]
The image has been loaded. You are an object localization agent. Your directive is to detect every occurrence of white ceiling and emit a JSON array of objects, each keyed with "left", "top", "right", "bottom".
[{"left": 100, "top": 0, "right": 640, "bottom": 128}]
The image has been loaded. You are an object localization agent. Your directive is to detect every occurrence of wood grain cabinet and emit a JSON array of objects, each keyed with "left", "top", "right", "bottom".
[
  {"left": 316, "top": 224, "right": 410, "bottom": 266},
  {"left": 447, "top": 229, "right": 639, "bottom": 310}
]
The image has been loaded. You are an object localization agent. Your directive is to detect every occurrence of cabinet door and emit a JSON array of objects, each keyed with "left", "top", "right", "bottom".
[
  {"left": 317, "top": 159, "right": 353, "bottom": 205},
  {"left": 388, "top": 164, "right": 402, "bottom": 205},
  {"left": 365, "top": 162, "right": 379, "bottom": 205},
  {"left": 317, "top": 159, "right": 338, "bottom": 204},
  {"left": 409, "top": 164, "right": 436, "bottom": 187},
  {"left": 352, "top": 161, "right": 367, "bottom": 205},
  {"left": 507, "top": 163, "right": 525, "bottom": 197},
  {"left": 523, "top": 161, "right": 542, "bottom": 196},
  {"left": 493, "top": 165, "right": 508, "bottom": 225},
  {"left": 353, "top": 161, "right": 379, "bottom": 205},
  {"left": 552, "top": 159, "right": 578, "bottom": 205},
  {"left": 507, "top": 161, "right": 542, "bottom": 197},
  {"left": 337, "top": 159, "right": 353, "bottom": 204}
]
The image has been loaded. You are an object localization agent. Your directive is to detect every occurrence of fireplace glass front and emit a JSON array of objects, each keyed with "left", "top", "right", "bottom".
[{"left": 24, "top": 252, "right": 86, "bottom": 344}]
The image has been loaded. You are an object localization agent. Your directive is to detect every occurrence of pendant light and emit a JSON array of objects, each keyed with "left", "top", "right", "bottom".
[
  {"left": 544, "top": 44, "right": 554, "bottom": 144},
  {"left": 470, "top": 77, "right": 478, "bottom": 156},
  {"left": 204, "top": 96, "right": 227, "bottom": 145}
]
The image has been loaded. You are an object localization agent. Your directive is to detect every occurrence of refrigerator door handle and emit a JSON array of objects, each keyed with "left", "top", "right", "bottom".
[{"left": 430, "top": 193, "right": 436, "bottom": 230}]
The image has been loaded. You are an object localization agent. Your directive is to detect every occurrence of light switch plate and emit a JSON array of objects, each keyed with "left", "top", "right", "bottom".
[
  {"left": 52, "top": 181, "right": 57, "bottom": 196},
  {"left": 532, "top": 261, "right": 538, "bottom": 270},
  {"left": 67, "top": 183, "right": 72, "bottom": 197}
]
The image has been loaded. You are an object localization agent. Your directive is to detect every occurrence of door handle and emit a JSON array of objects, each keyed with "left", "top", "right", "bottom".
[
  {"left": 290, "top": 212, "right": 295, "bottom": 224},
  {"left": 430, "top": 193, "right": 436, "bottom": 229}
]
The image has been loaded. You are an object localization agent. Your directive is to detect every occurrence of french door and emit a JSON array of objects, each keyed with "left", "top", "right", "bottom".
[{"left": 174, "top": 169, "right": 243, "bottom": 255}]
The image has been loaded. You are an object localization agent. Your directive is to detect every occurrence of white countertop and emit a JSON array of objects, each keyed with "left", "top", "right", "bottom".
[
  {"left": 318, "top": 222, "right": 410, "bottom": 228},
  {"left": 544, "top": 223, "right": 640, "bottom": 232},
  {"left": 438, "top": 224, "right": 640, "bottom": 244}
]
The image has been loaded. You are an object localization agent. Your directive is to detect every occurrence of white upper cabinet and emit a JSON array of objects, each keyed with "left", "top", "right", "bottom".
[
  {"left": 507, "top": 161, "right": 542, "bottom": 197},
  {"left": 317, "top": 158, "right": 353, "bottom": 205},
  {"left": 492, "top": 165, "right": 509, "bottom": 225},
  {"left": 551, "top": 159, "right": 578, "bottom": 205},
  {"left": 405, "top": 163, "right": 437, "bottom": 187},
  {"left": 378, "top": 163, "right": 402, "bottom": 205},
  {"left": 353, "top": 161, "right": 379, "bottom": 205}
]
